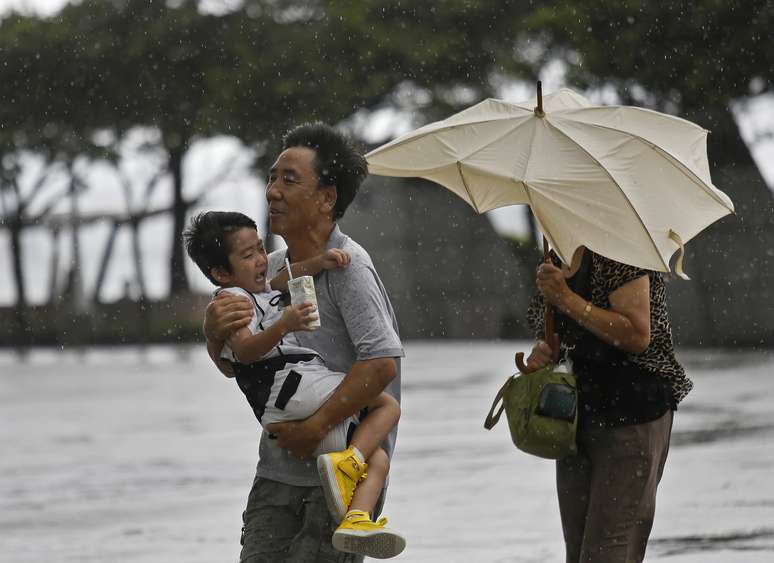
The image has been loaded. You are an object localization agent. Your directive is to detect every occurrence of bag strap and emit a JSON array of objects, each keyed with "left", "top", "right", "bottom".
[{"left": 484, "top": 378, "right": 511, "bottom": 430}]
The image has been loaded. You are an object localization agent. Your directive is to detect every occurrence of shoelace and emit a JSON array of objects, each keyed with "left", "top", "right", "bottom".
[{"left": 345, "top": 511, "right": 389, "bottom": 527}]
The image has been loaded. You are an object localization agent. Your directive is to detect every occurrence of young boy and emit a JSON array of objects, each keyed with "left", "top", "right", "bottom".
[{"left": 183, "top": 211, "right": 405, "bottom": 559}]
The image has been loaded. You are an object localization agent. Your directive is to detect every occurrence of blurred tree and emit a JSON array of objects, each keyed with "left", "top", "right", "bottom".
[
  {"left": 2, "top": 0, "right": 537, "bottom": 298},
  {"left": 523, "top": 0, "right": 774, "bottom": 345}
]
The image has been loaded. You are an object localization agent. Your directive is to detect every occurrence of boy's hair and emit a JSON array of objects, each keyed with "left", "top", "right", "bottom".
[
  {"left": 282, "top": 123, "right": 368, "bottom": 221},
  {"left": 183, "top": 211, "right": 257, "bottom": 285}
]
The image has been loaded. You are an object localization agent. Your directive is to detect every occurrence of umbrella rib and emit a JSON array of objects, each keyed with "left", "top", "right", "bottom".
[
  {"left": 557, "top": 116, "right": 732, "bottom": 210},
  {"left": 456, "top": 162, "right": 480, "bottom": 214},
  {"left": 368, "top": 107, "right": 532, "bottom": 155},
  {"left": 546, "top": 120, "right": 670, "bottom": 272}
]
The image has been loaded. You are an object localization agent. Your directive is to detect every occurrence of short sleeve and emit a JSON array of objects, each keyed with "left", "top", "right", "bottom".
[
  {"left": 217, "top": 287, "right": 261, "bottom": 335},
  {"left": 329, "top": 263, "right": 404, "bottom": 361},
  {"left": 595, "top": 255, "right": 649, "bottom": 295}
]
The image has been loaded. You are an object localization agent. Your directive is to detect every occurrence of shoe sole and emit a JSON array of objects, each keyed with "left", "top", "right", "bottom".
[
  {"left": 333, "top": 528, "right": 406, "bottom": 559},
  {"left": 317, "top": 455, "right": 347, "bottom": 521}
]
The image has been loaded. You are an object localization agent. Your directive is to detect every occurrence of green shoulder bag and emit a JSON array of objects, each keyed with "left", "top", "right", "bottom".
[{"left": 484, "top": 365, "right": 578, "bottom": 460}]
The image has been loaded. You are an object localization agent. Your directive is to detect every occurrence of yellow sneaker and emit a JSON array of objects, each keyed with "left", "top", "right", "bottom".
[
  {"left": 317, "top": 447, "right": 367, "bottom": 520},
  {"left": 333, "top": 510, "right": 406, "bottom": 559}
]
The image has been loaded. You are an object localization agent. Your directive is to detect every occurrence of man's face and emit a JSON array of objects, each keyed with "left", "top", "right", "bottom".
[
  {"left": 217, "top": 227, "right": 268, "bottom": 293},
  {"left": 266, "top": 147, "right": 329, "bottom": 238}
]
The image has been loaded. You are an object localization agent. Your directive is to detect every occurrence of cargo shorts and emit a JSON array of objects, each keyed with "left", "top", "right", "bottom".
[{"left": 239, "top": 477, "right": 370, "bottom": 563}]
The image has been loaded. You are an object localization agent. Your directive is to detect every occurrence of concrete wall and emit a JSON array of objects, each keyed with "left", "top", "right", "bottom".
[{"left": 339, "top": 176, "right": 539, "bottom": 340}]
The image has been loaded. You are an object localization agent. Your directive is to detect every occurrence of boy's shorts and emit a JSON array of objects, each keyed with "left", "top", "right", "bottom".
[{"left": 262, "top": 359, "right": 359, "bottom": 455}]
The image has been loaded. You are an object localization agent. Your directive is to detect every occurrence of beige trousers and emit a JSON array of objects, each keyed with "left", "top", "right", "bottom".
[{"left": 556, "top": 410, "right": 673, "bottom": 563}]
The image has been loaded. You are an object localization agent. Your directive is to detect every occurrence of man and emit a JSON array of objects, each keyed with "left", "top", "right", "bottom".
[{"left": 204, "top": 123, "right": 403, "bottom": 562}]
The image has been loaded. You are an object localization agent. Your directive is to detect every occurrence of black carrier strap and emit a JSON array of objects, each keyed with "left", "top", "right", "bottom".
[
  {"left": 233, "top": 354, "right": 317, "bottom": 422},
  {"left": 274, "top": 370, "right": 302, "bottom": 410}
]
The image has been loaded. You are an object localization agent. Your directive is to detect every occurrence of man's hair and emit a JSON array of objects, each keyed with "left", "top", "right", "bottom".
[
  {"left": 183, "top": 211, "right": 257, "bottom": 285},
  {"left": 282, "top": 123, "right": 368, "bottom": 220}
]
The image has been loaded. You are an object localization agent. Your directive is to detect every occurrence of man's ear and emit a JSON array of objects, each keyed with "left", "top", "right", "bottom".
[
  {"left": 211, "top": 266, "right": 231, "bottom": 285},
  {"left": 319, "top": 185, "right": 337, "bottom": 216}
]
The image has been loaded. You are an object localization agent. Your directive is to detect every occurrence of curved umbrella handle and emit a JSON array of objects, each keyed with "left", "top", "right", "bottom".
[{"left": 514, "top": 352, "right": 531, "bottom": 373}]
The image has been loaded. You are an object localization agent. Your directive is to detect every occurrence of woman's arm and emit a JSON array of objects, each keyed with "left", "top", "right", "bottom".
[
  {"left": 270, "top": 249, "right": 350, "bottom": 292},
  {"left": 537, "top": 263, "right": 651, "bottom": 354}
]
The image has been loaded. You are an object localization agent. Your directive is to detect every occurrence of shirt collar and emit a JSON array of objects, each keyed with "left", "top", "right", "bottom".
[{"left": 325, "top": 223, "right": 347, "bottom": 250}]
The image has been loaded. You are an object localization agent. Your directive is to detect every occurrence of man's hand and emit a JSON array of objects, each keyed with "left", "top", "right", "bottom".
[
  {"left": 265, "top": 416, "right": 328, "bottom": 460},
  {"left": 204, "top": 291, "right": 254, "bottom": 342}
]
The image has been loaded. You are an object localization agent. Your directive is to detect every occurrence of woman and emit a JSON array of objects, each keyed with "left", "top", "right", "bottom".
[{"left": 525, "top": 246, "right": 691, "bottom": 563}]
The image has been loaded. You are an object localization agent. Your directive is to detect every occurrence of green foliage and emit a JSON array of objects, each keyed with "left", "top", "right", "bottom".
[
  {"left": 0, "top": 0, "right": 536, "bottom": 295},
  {"left": 525, "top": 0, "right": 773, "bottom": 112}
]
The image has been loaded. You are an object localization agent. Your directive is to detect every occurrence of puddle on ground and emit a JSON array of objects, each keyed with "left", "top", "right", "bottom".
[{"left": 650, "top": 528, "right": 774, "bottom": 557}]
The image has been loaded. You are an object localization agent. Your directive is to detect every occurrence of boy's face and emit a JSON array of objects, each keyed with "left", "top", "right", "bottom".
[{"left": 214, "top": 227, "right": 268, "bottom": 293}]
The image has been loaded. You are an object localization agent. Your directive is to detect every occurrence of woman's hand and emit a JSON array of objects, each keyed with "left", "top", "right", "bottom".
[
  {"left": 204, "top": 292, "right": 253, "bottom": 343},
  {"left": 278, "top": 302, "right": 318, "bottom": 333},
  {"left": 523, "top": 334, "right": 560, "bottom": 372},
  {"left": 536, "top": 262, "right": 572, "bottom": 310}
]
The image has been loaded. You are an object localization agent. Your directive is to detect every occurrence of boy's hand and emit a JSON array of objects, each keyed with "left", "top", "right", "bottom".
[
  {"left": 319, "top": 249, "right": 351, "bottom": 270},
  {"left": 278, "top": 302, "right": 318, "bottom": 333}
]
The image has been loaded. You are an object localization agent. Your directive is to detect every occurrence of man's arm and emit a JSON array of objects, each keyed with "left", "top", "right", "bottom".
[{"left": 268, "top": 357, "right": 397, "bottom": 458}]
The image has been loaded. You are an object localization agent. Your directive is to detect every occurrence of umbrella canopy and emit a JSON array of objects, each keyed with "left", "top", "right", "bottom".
[{"left": 366, "top": 88, "right": 734, "bottom": 276}]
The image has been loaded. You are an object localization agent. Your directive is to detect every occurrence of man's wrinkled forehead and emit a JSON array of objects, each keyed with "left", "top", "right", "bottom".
[{"left": 270, "top": 147, "right": 317, "bottom": 177}]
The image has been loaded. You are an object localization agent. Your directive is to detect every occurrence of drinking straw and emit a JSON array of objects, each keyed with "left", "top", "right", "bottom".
[{"left": 285, "top": 258, "right": 293, "bottom": 279}]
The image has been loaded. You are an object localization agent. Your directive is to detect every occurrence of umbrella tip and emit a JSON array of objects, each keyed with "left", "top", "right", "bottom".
[{"left": 534, "top": 80, "right": 545, "bottom": 117}]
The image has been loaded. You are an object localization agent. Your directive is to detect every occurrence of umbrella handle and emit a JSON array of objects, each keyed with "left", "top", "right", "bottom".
[
  {"left": 514, "top": 352, "right": 531, "bottom": 373},
  {"left": 542, "top": 236, "right": 559, "bottom": 363},
  {"left": 543, "top": 237, "right": 555, "bottom": 341},
  {"left": 516, "top": 236, "right": 560, "bottom": 374}
]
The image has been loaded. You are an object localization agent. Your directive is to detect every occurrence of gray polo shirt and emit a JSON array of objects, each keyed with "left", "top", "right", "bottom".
[{"left": 256, "top": 225, "right": 404, "bottom": 486}]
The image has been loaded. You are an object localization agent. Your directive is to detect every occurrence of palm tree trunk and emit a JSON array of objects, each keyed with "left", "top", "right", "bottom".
[{"left": 168, "top": 146, "right": 188, "bottom": 295}]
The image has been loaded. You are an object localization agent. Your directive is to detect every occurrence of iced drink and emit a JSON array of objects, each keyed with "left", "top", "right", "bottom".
[{"left": 288, "top": 275, "right": 321, "bottom": 329}]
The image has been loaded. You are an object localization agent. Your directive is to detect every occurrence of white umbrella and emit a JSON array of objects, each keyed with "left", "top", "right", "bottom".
[{"left": 366, "top": 84, "right": 734, "bottom": 278}]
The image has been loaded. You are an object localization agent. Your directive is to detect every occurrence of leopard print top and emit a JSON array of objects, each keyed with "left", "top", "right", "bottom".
[{"left": 527, "top": 251, "right": 692, "bottom": 404}]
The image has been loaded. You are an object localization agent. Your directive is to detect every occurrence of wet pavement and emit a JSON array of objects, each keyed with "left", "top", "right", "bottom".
[{"left": 1, "top": 343, "right": 772, "bottom": 562}]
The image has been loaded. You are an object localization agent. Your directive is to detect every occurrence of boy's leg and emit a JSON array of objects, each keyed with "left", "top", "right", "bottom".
[
  {"left": 349, "top": 392, "right": 400, "bottom": 459},
  {"left": 349, "top": 447, "right": 389, "bottom": 514},
  {"left": 331, "top": 448, "right": 405, "bottom": 559},
  {"left": 317, "top": 392, "right": 400, "bottom": 519}
]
